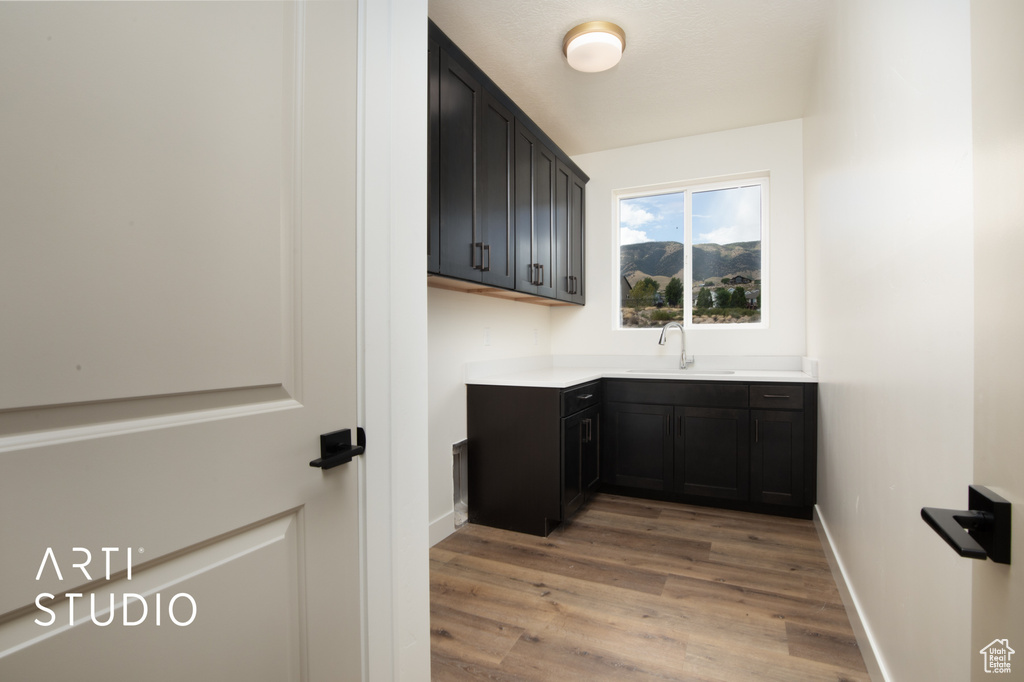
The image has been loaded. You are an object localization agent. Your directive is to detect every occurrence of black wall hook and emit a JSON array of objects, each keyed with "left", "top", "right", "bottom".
[{"left": 921, "top": 485, "right": 1011, "bottom": 564}]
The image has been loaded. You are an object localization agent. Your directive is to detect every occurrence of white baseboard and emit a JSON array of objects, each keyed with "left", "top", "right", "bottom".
[
  {"left": 429, "top": 510, "right": 456, "bottom": 547},
  {"left": 813, "top": 506, "right": 890, "bottom": 682}
]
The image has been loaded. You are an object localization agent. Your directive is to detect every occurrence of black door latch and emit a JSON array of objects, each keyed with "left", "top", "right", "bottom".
[
  {"left": 921, "top": 485, "right": 1011, "bottom": 564},
  {"left": 310, "top": 427, "right": 366, "bottom": 470}
]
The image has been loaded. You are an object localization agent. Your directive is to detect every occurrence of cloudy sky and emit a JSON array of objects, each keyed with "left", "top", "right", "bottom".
[{"left": 619, "top": 185, "right": 761, "bottom": 246}]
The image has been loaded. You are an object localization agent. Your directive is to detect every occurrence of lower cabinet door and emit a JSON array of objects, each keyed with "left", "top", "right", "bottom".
[
  {"left": 561, "top": 411, "right": 586, "bottom": 519},
  {"left": 581, "top": 406, "right": 601, "bottom": 496},
  {"left": 751, "top": 409, "right": 805, "bottom": 506},
  {"left": 602, "top": 401, "right": 673, "bottom": 490},
  {"left": 674, "top": 406, "right": 750, "bottom": 500}
]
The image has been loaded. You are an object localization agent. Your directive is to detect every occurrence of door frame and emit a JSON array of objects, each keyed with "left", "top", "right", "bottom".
[{"left": 358, "top": 1, "right": 431, "bottom": 679}]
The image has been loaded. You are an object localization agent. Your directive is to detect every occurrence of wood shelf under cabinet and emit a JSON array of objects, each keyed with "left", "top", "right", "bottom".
[{"left": 427, "top": 274, "right": 576, "bottom": 307}]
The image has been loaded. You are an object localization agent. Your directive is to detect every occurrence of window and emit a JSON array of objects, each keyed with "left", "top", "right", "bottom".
[{"left": 618, "top": 177, "right": 768, "bottom": 328}]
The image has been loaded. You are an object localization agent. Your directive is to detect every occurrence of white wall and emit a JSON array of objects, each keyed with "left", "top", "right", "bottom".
[
  {"left": 426, "top": 288, "right": 552, "bottom": 542},
  {"left": 551, "top": 119, "right": 806, "bottom": 359},
  {"left": 803, "top": 2, "right": 974, "bottom": 680}
]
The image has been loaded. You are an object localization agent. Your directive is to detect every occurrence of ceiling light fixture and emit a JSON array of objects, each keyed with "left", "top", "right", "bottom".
[{"left": 563, "top": 21, "right": 626, "bottom": 73}]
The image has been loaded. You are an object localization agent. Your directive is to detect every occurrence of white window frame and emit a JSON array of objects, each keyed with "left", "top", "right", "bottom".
[{"left": 615, "top": 174, "right": 770, "bottom": 330}]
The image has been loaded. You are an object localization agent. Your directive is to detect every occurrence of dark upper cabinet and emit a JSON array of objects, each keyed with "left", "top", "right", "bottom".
[
  {"left": 514, "top": 121, "right": 556, "bottom": 298},
  {"left": 555, "top": 161, "right": 586, "bottom": 304},
  {"left": 428, "top": 21, "right": 587, "bottom": 303},
  {"left": 428, "top": 36, "right": 440, "bottom": 273},
  {"left": 437, "top": 50, "right": 480, "bottom": 281},
  {"left": 477, "top": 91, "right": 514, "bottom": 288}
]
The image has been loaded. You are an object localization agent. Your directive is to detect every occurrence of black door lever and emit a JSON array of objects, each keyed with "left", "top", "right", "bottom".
[
  {"left": 921, "top": 485, "right": 1011, "bottom": 564},
  {"left": 310, "top": 427, "right": 366, "bottom": 470}
]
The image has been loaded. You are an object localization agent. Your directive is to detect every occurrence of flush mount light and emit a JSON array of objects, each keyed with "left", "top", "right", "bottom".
[{"left": 563, "top": 21, "right": 626, "bottom": 73}]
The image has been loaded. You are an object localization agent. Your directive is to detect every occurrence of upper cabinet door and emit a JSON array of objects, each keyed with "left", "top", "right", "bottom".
[
  {"left": 437, "top": 50, "right": 481, "bottom": 281},
  {"left": 477, "top": 91, "right": 515, "bottom": 289},
  {"left": 555, "top": 160, "right": 585, "bottom": 304},
  {"left": 427, "top": 37, "right": 440, "bottom": 274},
  {"left": 569, "top": 169, "right": 586, "bottom": 305},
  {"left": 513, "top": 120, "right": 556, "bottom": 298}
]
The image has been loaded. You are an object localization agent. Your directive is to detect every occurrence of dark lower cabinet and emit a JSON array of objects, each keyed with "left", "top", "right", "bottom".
[
  {"left": 751, "top": 409, "right": 805, "bottom": 506},
  {"left": 562, "top": 404, "right": 599, "bottom": 520},
  {"left": 603, "top": 401, "right": 672, "bottom": 490},
  {"left": 467, "top": 382, "right": 601, "bottom": 536},
  {"left": 602, "top": 379, "right": 817, "bottom": 519},
  {"left": 468, "top": 378, "right": 817, "bottom": 537},
  {"left": 675, "top": 407, "right": 750, "bottom": 501},
  {"left": 581, "top": 407, "right": 601, "bottom": 496}
]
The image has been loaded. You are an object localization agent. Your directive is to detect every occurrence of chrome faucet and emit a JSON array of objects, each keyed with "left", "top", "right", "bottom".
[{"left": 658, "top": 322, "right": 688, "bottom": 369}]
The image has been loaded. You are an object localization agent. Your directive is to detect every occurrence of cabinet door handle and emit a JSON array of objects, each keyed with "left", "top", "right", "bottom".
[
  {"left": 482, "top": 244, "right": 491, "bottom": 272},
  {"left": 538, "top": 263, "right": 544, "bottom": 285},
  {"left": 472, "top": 242, "right": 483, "bottom": 270},
  {"left": 677, "top": 415, "right": 682, "bottom": 438},
  {"left": 755, "top": 418, "right": 760, "bottom": 443}
]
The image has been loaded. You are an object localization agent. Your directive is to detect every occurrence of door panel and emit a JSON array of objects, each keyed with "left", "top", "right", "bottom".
[
  {"left": 0, "top": 2, "right": 361, "bottom": 679},
  {"left": 0, "top": 513, "right": 302, "bottom": 679}
]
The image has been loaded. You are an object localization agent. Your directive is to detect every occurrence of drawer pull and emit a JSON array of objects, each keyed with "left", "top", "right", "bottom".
[
  {"left": 762, "top": 394, "right": 791, "bottom": 399},
  {"left": 578, "top": 394, "right": 594, "bottom": 400}
]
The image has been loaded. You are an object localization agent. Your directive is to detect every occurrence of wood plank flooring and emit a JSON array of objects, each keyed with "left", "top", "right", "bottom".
[{"left": 430, "top": 493, "right": 869, "bottom": 681}]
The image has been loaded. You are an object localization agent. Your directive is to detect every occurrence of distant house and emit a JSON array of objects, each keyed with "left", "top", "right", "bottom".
[{"left": 726, "top": 275, "right": 753, "bottom": 285}]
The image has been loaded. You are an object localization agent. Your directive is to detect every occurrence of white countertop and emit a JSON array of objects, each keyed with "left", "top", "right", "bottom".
[{"left": 465, "top": 356, "right": 818, "bottom": 389}]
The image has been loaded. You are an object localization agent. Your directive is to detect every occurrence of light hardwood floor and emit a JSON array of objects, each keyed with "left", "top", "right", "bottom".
[{"left": 430, "top": 493, "right": 869, "bottom": 681}]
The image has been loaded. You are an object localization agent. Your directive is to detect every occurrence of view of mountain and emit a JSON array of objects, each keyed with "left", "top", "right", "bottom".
[{"left": 621, "top": 240, "right": 760, "bottom": 284}]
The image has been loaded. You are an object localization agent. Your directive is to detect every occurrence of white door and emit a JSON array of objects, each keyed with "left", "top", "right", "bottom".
[
  {"left": 0, "top": 2, "right": 365, "bottom": 679},
  {"left": 971, "top": 1, "right": 1024, "bottom": 679}
]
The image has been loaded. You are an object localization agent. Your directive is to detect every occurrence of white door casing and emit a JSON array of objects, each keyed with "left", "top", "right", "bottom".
[
  {"left": 0, "top": 2, "right": 366, "bottom": 679},
  {"left": 971, "top": 1, "right": 1024, "bottom": 678}
]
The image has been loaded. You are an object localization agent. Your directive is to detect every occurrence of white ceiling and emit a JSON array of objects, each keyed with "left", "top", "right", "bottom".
[{"left": 428, "top": 0, "right": 835, "bottom": 157}]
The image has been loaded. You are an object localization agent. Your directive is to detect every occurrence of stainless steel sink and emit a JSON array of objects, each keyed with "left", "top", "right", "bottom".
[{"left": 626, "top": 369, "right": 735, "bottom": 375}]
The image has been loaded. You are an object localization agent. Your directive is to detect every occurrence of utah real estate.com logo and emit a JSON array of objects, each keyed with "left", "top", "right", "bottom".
[
  {"left": 34, "top": 547, "right": 197, "bottom": 627},
  {"left": 980, "top": 639, "right": 1015, "bottom": 675}
]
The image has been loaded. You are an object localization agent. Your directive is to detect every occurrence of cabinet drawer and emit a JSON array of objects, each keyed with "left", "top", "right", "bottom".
[
  {"left": 605, "top": 379, "right": 748, "bottom": 408},
  {"left": 561, "top": 381, "right": 602, "bottom": 416},
  {"left": 750, "top": 384, "right": 804, "bottom": 409}
]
